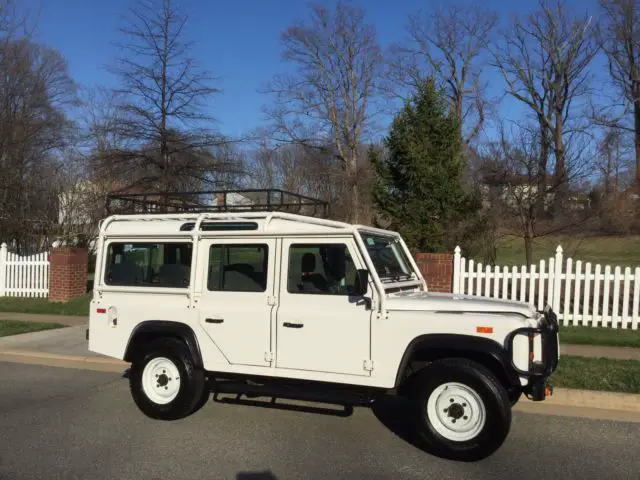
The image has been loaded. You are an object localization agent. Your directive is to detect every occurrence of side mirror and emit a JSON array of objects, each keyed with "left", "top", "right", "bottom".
[{"left": 353, "top": 269, "right": 369, "bottom": 296}]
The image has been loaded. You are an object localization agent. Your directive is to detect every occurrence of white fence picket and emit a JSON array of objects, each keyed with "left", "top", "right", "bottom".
[
  {"left": 602, "top": 266, "right": 611, "bottom": 327},
  {"left": 563, "top": 257, "right": 573, "bottom": 327},
  {"left": 537, "top": 260, "right": 545, "bottom": 311},
  {"left": 592, "top": 264, "right": 602, "bottom": 328},
  {"left": 0, "top": 243, "right": 6, "bottom": 296},
  {"left": 633, "top": 268, "right": 640, "bottom": 330},
  {"left": 501, "top": 266, "right": 508, "bottom": 300},
  {"left": 0, "top": 243, "right": 50, "bottom": 298},
  {"left": 612, "top": 266, "right": 621, "bottom": 328},
  {"left": 583, "top": 263, "right": 592, "bottom": 326},
  {"left": 622, "top": 267, "right": 631, "bottom": 329},
  {"left": 453, "top": 244, "right": 640, "bottom": 329}
]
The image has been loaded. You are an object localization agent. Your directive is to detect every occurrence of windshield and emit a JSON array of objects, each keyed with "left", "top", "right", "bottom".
[{"left": 359, "top": 232, "right": 416, "bottom": 283}]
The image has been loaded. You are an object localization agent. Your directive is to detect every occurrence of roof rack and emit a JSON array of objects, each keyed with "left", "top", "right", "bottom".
[{"left": 105, "top": 189, "right": 330, "bottom": 218}]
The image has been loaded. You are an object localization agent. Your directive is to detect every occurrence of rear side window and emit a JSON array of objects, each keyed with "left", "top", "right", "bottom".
[
  {"left": 104, "top": 242, "right": 192, "bottom": 288},
  {"left": 207, "top": 244, "right": 268, "bottom": 292}
]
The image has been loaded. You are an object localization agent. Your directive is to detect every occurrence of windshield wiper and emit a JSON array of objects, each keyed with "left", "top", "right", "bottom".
[{"left": 380, "top": 273, "right": 412, "bottom": 283}]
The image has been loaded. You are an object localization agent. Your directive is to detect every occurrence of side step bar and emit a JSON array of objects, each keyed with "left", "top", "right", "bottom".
[{"left": 209, "top": 380, "right": 379, "bottom": 407}]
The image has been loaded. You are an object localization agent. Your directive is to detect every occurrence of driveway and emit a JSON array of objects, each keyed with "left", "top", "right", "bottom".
[{"left": 1, "top": 362, "right": 639, "bottom": 480}]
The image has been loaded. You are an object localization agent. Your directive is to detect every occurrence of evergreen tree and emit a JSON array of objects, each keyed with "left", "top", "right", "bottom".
[{"left": 371, "top": 79, "right": 477, "bottom": 252}]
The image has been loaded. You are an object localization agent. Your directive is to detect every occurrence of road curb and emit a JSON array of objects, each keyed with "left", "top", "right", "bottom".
[
  {"left": 520, "top": 387, "right": 640, "bottom": 412},
  {"left": 0, "top": 348, "right": 128, "bottom": 367}
]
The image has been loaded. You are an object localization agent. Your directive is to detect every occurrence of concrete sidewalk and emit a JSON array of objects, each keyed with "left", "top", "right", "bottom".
[
  {"left": 0, "top": 325, "right": 94, "bottom": 357},
  {"left": 0, "top": 312, "right": 87, "bottom": 326}
]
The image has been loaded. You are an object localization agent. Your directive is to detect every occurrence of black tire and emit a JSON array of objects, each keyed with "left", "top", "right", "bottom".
[
  {"left": 129, "top": 337, "right": 205, "bottom": 420},
  {"left": 191, "top": 383, "right": 212, "bottom": 414},
  {"left": 407, "top": 358, "right": 512, "bottom": 462}
]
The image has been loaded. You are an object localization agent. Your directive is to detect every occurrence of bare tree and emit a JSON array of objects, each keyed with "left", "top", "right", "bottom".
[
  {"left": 385, "top": 4, "right": 498, "bottom": 144},
  {"left": 478, "top": 122, "right": 592, "bottom": 265},
  {"left": 262, "top": 1, "right": 382, "bottom": 223},
  {"left": 597, "top": 128, "right": 626, "bottom": 199},
  {"left": 0, "top": 35, "right": 77, "bottom": 247},
  {"left": 595, "top": 0, "right": 640, "bottom": 190},
  {"left": 591, "top": 127, "right": 636, "bottom": 231},
  {"left": 492, "top": 0, "right": 598, "bottom": 210},
  {"left": 104, "top": 0, "right": 230, "bottom": 198}
]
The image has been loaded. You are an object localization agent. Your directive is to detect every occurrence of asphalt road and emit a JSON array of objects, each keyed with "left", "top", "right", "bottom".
[{"left": 1, "top": 363, "right": 639, "bottom": 480}]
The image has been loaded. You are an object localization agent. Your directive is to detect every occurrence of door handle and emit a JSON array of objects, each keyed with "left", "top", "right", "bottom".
[
  {"left": 206, "top": 318, "right": 224, "bottom": 324},
  {"left": 283, "top": 322, "right": 304, "bottom": 328}
]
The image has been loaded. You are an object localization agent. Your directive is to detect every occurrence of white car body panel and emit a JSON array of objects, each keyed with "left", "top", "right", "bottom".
[{"left": 88, "top": 212, "right": 545, "bottom": 390}]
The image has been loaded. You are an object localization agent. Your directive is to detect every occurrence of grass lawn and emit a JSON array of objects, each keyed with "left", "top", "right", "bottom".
[
  {"left": 0, "top": 320, "right": 67, "bottom": 337},
  {"left": 493, "top": 234, "right": 640, "bottom": 268},
  {"left": 552, "top": 355, "right": 640, "bottom": 394},
  {"left": 0, "top": 294, "right": 91, "bottom": 317},
  {"left": 559, "top": 326, "right": 640, "bottom": 349}
]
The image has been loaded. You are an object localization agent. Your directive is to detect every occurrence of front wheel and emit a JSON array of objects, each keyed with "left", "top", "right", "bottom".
[
  {"left": 408, "top": 358, "right": 512, "bottom": 462},
  {"left": 129, "top": 337, "right": 205, "bottom": 420}
]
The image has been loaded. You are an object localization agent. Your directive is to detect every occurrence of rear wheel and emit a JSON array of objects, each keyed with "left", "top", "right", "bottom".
[
  {"left": 129, "top": 337, "right": 205, "bottom": 420},
  {"left": 407, "top": 358, "right": 512, "bottom": 462}
]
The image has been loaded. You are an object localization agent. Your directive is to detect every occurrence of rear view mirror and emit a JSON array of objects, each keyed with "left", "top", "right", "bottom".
[{"left": 353, "top": 269, "right": 369, "bottom": 296}]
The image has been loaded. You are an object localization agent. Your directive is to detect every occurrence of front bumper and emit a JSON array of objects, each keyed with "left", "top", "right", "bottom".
[{"left": 505, "top": 306, "right": 560, "bottom": 401}]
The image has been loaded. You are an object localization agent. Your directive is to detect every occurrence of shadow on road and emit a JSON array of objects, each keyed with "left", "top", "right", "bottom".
[
  {"left": 236, "top": 471, "right": 278, "bottom": 480},
  {"left": 118, "top": 375, "right": 437, "bottom": 458},
  {"left": 369, "top": 395, "right": 426, "bottom": 452},
  {"left": 210, "top": 392, "right": 354, "bottom": 418}
]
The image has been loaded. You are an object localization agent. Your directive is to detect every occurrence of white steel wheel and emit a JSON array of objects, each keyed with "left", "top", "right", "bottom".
[
  {"left": 426, "top": 382, "right": 486, "bottom": 442},
  {"left": 141, "top": 357, "right": 182, "bottom": 405}
]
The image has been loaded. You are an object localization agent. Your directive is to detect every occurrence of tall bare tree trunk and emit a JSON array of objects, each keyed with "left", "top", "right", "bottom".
[
  {"left": 348, "top": 157, "right": 359, "bottom": 223},
  {"left": 635, "top": 96, "right": 640, "bottom": 190},
  {"left": 537, "top": 122, "right": 550, "bottom": 217},
  {"left": 524, "top": 222, "right": 534, "bottom": 267}
]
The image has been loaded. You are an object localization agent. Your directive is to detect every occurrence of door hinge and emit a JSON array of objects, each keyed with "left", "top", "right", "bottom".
[
  {"left": 363, "top": 359, "right": 374, "bottom": 372},
  {"left": 267, "top": 296, "right": 277, "bottom": 306},
  {"left": 264, "top": 351, "right": 274, "bottom": 363}
]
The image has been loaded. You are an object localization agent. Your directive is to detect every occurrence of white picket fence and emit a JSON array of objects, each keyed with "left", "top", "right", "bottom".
[
  {"left": 453, "top": 246, "right": 640, "bottom": 329},
  {"left": 0, "top": 243, "right": 50, "bottom": 298}
]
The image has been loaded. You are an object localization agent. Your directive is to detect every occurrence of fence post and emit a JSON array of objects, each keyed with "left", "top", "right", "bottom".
[
  {"left": 552, "top": 245, "right": 563, "bottom": 313},
  {"left": 453, "top": 246, "right": 461, "bottom": 294},
  {"left": 0, "top": 243, "right": 6, "bottom": 297}
]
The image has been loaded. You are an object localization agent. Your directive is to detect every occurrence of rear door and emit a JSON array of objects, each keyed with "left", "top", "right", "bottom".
[{"left": 198, "top": 238, "right": 276, "bottom": 367}]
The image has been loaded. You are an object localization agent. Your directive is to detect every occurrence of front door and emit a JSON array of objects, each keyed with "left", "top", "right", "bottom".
[
  {"left": 275, "top": 237, "right": 373, "bottom": 376},
  {"left": 198, "top": 238, "right": 276, "bottom": 367}
]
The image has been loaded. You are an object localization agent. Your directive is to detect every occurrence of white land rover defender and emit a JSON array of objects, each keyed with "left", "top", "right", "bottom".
[{"left": 88, "top": 192, "right": 559, "bottom": 462}]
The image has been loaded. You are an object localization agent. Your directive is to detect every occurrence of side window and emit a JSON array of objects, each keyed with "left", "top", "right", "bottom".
[
  {"left": 287, "top": 243, "right": 357, "bottom": 295},
  {"left": 207, "top": 244, "right": 268, "bottom": 292},
  {"left": 104, "top": 242, "right": 192, "bottom": 288}
]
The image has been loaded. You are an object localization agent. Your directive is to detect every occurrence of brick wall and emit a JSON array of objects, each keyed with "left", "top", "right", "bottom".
[
  {"left": 49, "top": 247, "right": 88, "bottom": 302},
  {"left": 415, "top": 252, "right": 454, "bottom": 293}
]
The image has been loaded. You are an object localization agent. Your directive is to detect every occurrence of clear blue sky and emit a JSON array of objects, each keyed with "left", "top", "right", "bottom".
[{"left": 22, "top": 0, "right": 601, "bottom": 140}]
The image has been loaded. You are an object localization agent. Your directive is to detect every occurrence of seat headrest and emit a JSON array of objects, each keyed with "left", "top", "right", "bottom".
[{"left": 301, "top": 252, "right": 316, "bottom": 272}]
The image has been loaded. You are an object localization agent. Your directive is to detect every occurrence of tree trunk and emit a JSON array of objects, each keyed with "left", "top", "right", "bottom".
[
  {"left": 524, "top": 233, "right": 533, "bottom": 267},
  {"left": 634, "top": 97, "right": 640, "bottom": 191},
  {"left": 348, "top": 155, "right": 359, "bottom": 223},
  {"left": 536, "top": 121, "right": 549, "bottom": 218},
  {"left": 552, "top": 112, "right": 566, "bottom": 214}
]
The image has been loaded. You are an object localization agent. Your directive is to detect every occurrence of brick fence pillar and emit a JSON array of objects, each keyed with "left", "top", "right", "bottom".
[
  {"left": 49, "top": 247, "right": 88, "bottom": 302},
  {"left": 415, "top": 252, "right": 454, "bottom": 293}
]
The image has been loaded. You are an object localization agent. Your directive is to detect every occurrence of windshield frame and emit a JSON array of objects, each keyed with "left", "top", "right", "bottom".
[{"left": 357, "top": 230, "right": 418, "bottom": 284}]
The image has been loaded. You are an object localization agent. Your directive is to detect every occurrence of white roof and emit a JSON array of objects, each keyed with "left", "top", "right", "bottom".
[{"left": 98, "top": 211, "right": 399, "bottom": 238}]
